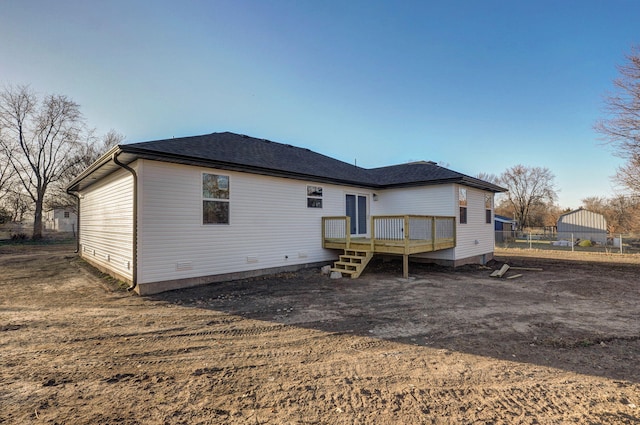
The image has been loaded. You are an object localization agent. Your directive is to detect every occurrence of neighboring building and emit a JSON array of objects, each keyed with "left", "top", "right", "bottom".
[
  {"left": 66, "top": 132, "right": 505, "bottom": 295},
  {"left": 556, "top": 208, "right": 607, "bottom": 244},
  {"left": 44, "top": 208, "right": 77, "bottom": 233},
  {"left": 494, "top": 214, "right": 516, "bottom": 243}
]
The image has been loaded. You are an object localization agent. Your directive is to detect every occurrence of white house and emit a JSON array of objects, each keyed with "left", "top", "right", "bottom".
[
  {"left": 66, "top": 132, "right": 505, "bottom": 295},
  {"left": 44, "top": 208, "right": 77, "bottom": 233},
  {"left": 557, "top": 208, "right": 607, "bottom": 244}
]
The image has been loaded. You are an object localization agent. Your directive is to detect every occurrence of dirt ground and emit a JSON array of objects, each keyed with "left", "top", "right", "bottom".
[{"left": 1, "top": 243, "right": 639, "bottom": 424}]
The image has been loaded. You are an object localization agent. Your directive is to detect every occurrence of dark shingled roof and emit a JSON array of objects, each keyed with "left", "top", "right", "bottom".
[
  {"left": 122, "top": 131, "right": 374, "bottom": 187},
  {"left": 70, "top": 131, "right": 505, "bottom": 192}
]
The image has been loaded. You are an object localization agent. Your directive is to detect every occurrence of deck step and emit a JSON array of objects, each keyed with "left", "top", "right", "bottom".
[
  {"left": 331, "top": 249, "right": 373, "bottom": 279},
  {"left": 330, "top": 268, "right": 358, "bottom": 276}
]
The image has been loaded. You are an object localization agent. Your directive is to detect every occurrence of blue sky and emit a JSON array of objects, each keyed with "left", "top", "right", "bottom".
[{"left": 1, "top": 0, "right": 638, "bottom": 208}]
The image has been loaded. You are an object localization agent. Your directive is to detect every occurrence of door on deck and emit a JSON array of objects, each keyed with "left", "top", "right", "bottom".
[{"left": 346, "top": 194, "right": 367, "bottom": 236}]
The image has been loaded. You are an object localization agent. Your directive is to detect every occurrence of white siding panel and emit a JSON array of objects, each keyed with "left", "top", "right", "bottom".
[
  {"left": 374, "top": 185, "right": 455, "bottom": 216},
  {"left": 137, "top": 161, "right": 349, "bottom": 284},
  {"left": 79, "top": 168, "right": 133, "bottom": 280},
  {"left": 453, "top": 187, "right": 494, "bottom": 260}
]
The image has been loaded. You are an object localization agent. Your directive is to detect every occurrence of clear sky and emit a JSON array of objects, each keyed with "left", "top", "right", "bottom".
[{"left": 1, "top": 0, "right": 638, "bottom": 208}]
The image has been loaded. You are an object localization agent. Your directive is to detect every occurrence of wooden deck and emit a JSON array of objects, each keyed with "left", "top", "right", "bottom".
[
  {"left": 322, "top": 215, "right": 456, "bottom": 277},
  {"left": 323, "top": 237, "right": 455, "bottom": 254}
]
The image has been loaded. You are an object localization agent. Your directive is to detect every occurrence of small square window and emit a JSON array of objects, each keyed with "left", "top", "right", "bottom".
[
  {"left": 307, "top": 185, "right": 323, "bottom": 208},
  {"left": 64, "top": 211, "right": 70, "bottom": 218}
]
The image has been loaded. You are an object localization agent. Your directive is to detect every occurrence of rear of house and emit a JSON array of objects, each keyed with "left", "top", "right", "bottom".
[{"left": 67, "top": 132, "right": 504, "bottom": 294}]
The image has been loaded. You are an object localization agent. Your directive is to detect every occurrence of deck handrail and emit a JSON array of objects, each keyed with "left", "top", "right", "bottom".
[
  {"left": 322, "top": 216, "right": 351, "bottom": 249},
  {"left": 322, "top": 215, "right": 456, "bottom": 250}
]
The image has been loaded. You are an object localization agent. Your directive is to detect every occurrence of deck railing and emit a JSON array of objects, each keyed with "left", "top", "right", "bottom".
[{"left": 322, "top": 215, "right": 456, "bottom": 251}]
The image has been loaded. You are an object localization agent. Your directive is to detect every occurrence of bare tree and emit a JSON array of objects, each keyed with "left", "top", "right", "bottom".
[
  {"left": 0, "top": 85, "right": 85, "bottom": 239},
  {"left": 476, "top": 172, "right": 500, "bottom": 185},
  {"left": 5, "top": 189, "right": 31, "bottom": 222},
  {"left": 595, "top": 45, "right": 640, "bottom": 193},
  {"left": 0, "top": 141, "right": 16, "bottom": 202},
  {"left": 47, "top": 128, "right": 126, "bottom": 212},
  {"left": 582, "top": 195, "right": 640, "bottom": 233},
  {"left": 499, "top": 165, "right": 557, "bottom": 230}
]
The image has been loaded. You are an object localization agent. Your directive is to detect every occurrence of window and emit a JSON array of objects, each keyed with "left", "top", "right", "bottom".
[
  {"left": 64, "top": 211, "right": 70, "bottom": 218},
  {"left": 202, "top": 173, "right": 229, "bottom": 224},
  {"left": 459, "top": 188, "right": 467, "bottom": 224},
  {"left": 485, "top": 193, "right": 493, "bottom": 224},
  {"left": 307, "top": 185, "right": 323, "bottom": 208}
]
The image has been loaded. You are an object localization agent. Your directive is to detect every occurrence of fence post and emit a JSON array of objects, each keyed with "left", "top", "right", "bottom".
[
  {"left": 529, "top": 232, "right": 532, "bottom": 250},
  {"left": 571, "top": 233, "right": 574, "bottom": 252},
  {"left": 620, "top": 234, "right": 623, "bottom": 255}
]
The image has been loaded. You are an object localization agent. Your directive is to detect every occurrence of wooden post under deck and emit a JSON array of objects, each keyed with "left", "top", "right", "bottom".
[
  {"left": 403, "top": 215, "right": 410, "bottom": 278},
  {"left": 402, "top": 254, "right": 409, "bottom": 279}
]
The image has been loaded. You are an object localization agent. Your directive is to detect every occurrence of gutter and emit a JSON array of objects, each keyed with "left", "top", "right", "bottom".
[{"left": 112, "top": 151, "right": 138, "bottom": 292}]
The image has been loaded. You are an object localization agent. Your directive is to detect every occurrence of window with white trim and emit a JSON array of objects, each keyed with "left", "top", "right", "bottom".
[
  {"left": 459, "top": 188, "right": 467, "bottom": 224},
  {"left": 485, "top": 193, "right": 493, "bottom": 224},
  {"left": 202, "top": 173, "right": 229, "bottom": 224},
  {"left": 307, "top": 185, "right": 323, "bottom": 208}
]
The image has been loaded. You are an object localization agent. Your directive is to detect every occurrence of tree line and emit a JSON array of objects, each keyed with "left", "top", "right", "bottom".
[
  {"left": 0, "top": 85, "right": 123, "bottom": 238},
  {"left": 485, "top": 164, "right": 640, "bottom": 234}
]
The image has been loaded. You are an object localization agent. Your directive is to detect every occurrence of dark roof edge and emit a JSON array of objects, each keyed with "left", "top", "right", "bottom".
[
  {"left": 458, "top": 176, "right": 506, "bottom": 193},
  {"left": 380, "top": 176, "right": 505, "bottom": 192},
  {"left": 121, "top": 147, "right": 381, "bottom": 189}
]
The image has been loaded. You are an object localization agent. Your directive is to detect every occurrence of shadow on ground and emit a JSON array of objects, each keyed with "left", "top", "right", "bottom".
[{"left": 151, "top": 257, "right": 640, "bottom": 384}]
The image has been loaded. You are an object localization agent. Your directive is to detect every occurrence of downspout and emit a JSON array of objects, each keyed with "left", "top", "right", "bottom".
[
  {"left": 66, "top": 190, "right": 80, "bottom": 253},
  {"left": 112, "top": 151, "right": 138, "bottom": 292}
]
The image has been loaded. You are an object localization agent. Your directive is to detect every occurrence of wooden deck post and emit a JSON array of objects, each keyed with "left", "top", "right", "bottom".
[
  {"left": 403, "top": 215, "right": 410, "bottom": 278},
  {"left": 403, "top": 254, "right": 409, "bottom": 279},
  {"left": 432, "top": 217, "right": 437, "bottom": 251},
  {"left": 345, "top": 216, "right": 351, "bottom": 249},
  {"left": 370, "top": 216, "right": 375, "bottom": 251}
]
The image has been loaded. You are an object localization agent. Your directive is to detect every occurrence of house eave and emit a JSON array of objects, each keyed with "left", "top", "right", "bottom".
[
  {"left": 66, "top": 146, "right": 135, "bottom": 192},
  {"left": 379, "top": 177, "right": 506, "bottom": 192}
]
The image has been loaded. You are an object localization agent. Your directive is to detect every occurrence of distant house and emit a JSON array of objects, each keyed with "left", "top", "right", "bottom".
[
  {"left": 556, "top": 208, "right": 607, "bottom": 244},
  {"left": 44, "top": 208, "right": 77, "bottom": 233},
  {"left": 494, "top": 214, "right": 516, "bottom": 243},
  {"left": 66, "top": 132, "right": 505, "bottom": 295}
]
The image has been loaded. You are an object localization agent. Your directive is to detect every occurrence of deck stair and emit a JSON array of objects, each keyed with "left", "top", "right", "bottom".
[{"left": 331, "top": 249, "right": 373, "bottom": 278}]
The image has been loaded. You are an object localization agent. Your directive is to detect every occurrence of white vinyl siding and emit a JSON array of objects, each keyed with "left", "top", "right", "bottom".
[
  {"left": 136, "top": 160, "right": 349, "bottom": 284},
  {"left": 374, "top": 185, "right": 494, "bottom": 261},
  {"left": 453, "top": 186, "right": 494, "bottom": 260},
  {"left": 79, "top": 168, "right": 134, "bottom": 281},
  {"left": 374, "top": 185, "right": 454, "bottom": 216}
]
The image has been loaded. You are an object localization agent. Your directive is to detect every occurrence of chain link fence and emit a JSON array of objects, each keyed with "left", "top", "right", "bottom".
[{"left": 495, "top": 228, "right": 640, "bottom": 255}]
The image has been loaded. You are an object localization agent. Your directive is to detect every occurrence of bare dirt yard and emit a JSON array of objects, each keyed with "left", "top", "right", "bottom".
[{"left": 1, "top": 243, "right": 639, "bottom": 424}]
